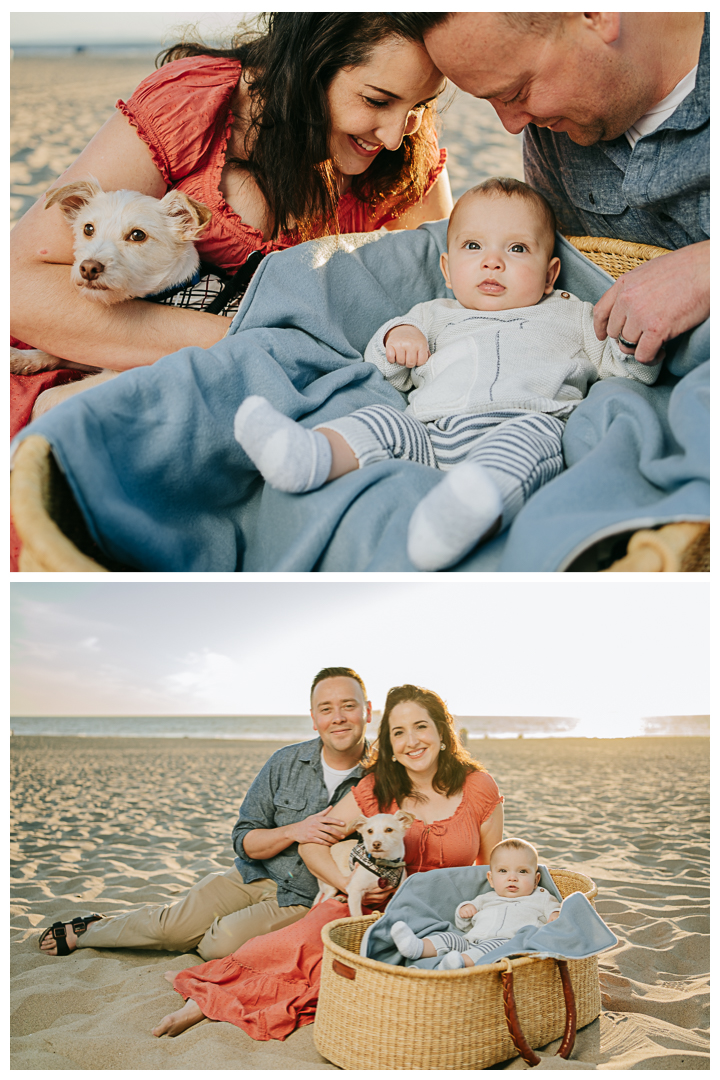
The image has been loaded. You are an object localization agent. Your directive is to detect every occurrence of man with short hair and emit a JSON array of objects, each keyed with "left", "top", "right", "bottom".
[
  {"left": 390, "top": 12, "right": 709, "bottom": 367},
  {"left": 39, "top": 667, "right": 371, "bottom": 959}
]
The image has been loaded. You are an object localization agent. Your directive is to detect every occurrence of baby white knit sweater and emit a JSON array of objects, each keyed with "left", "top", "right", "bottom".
[
  {"left": 456, "top": 886, "right": 562, "bottom": 942},
  {"left": 364, "top": 291, "right": 660, "bottom": 422}
]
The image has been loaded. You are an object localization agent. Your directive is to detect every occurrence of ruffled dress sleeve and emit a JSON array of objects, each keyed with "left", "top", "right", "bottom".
[
  {"left": 352, "top": 774, "right": 381, "bottom": 816},
  {"left": 116, "top": 55, "right": 241, "bottom": 185}
]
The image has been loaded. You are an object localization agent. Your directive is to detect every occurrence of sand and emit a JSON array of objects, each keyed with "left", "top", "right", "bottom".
[
  {"left": 10, "top": 735, "right": 709, "bottom": 1070},
  {"left": 10, "top": 54, "right": 522, "bottom": 228}
]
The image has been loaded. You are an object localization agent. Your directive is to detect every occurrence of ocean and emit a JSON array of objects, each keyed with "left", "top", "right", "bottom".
[
  {"left": 10, "top": 715, "right": 590, "bottom": 741},
  {"left": 10, "top": 44, "right": 161, "bottom": 59},
  {"left": 10, "top": 715, "right": 321, "bottom": 741}
]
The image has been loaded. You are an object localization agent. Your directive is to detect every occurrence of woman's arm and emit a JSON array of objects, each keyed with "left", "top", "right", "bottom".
[
  {"left": 298, "top": 789, "right": 363, "bottom": 892},
  {"left": 384, "top": 164, "right": 453, "bottom": 231},
  {"left": 10, "top": 110, "right": 232, "bottom": 369},
  {"left": 477, "top": 801, "right": 504, "bottom": 863}
]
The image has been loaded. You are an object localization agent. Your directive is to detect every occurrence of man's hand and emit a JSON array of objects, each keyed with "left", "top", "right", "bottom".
[
  {"left": 458, "top": 903, "right": 478, "bottom": 919},
  {"left": 384, "top": 324, "right": 431, "bottom": 367},
  {"left": 289, "top": 806, "right": 347, "bottom": 846},
  {"left": 593, "top": 240, "right": 709, "bottom": 365}
]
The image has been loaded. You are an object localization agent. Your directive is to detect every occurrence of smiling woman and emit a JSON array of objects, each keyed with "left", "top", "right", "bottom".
[{"left": 10, "top": 12, "right": 452, "bottom": 388}]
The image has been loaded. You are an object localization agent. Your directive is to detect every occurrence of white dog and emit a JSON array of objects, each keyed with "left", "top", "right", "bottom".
[
  {"left": 313, "top": 810, "right": 415, "bottom": 918},
  {"left": 11, "top": 178, "right": 211, "bottom": 413}
]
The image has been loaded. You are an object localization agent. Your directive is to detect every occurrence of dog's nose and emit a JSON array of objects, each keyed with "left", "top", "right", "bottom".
[
  {"left": 79, "top": 259, "right": 104, "bottom": 281},
  {"left": 372, "top": 841, "right": 382, "bottom": 850}
]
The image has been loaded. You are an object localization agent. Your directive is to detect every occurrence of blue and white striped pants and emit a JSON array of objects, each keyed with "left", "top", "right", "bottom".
[
  {"left": 427, "top": 930, "right": 508, "bottom": 960},
  {"left": 320, "top": 405, "right": 565, "bottom": 524}
]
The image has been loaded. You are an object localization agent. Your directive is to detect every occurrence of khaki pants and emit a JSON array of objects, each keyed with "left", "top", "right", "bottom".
[{"left": 76, "top": 867, "right": 310, "bottom": 960}]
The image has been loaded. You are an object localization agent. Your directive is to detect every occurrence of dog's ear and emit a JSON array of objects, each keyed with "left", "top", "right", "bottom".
[
  {"left": 160, "top": 190, "right": 212, "bottom": 240},
  {"left": 350, "top": 815, "right": 368, "bottom": 831},
  {"left": 45, "top": 178, "right": 103, "bottom": 220},
  {"left": 394, "top": 810, "right": 415, "bottom": 830}
]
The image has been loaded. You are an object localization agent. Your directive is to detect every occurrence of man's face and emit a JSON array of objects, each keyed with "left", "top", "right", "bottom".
[
  {"left": 424, "top": 13, "right": 649, "bottom": 145},
  {"left": 310, "top": 676, "right": 369, "bottom": 756}
]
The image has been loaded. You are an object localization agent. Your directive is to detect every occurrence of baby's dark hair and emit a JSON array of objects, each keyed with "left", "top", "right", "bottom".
[
  {"left": 449, "top": 177, "right": 557, "bottom": 256},
  {"left": 489, "top": 837, "right": 539, "bottom": 868}
]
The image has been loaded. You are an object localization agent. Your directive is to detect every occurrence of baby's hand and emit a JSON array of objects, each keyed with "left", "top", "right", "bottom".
[
  {"left": 458, "top": 903, "right": 478, "bottom": 919},
  {"left": 384, "top": 324, "right": 431, "bottom": 368},
  {"left": 548, "top": 909, "right": 560, "bottom": 923}
]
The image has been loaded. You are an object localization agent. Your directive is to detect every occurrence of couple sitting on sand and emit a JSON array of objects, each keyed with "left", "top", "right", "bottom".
[{"left": 39, "top": 667, "right": 508, "bottom": 1039}]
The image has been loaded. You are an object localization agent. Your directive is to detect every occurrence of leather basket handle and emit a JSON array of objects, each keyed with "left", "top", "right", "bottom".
[
  {"left": 332, "top": 959, "right": 356, "bottom": 980},
  {"left": 500, "top": 958, "right": 577, "bottom": 1067}
]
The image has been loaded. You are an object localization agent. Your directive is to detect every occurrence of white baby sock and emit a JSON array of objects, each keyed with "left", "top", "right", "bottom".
[
  {"left": 390, "top": 920, "right": 424, "bottom": 961},
  {"left": 407, "top": 461, "right": 503, "bottom": 571},
  {"left": 438, "top": 951, "right": 466, "bottom": 970},
  {"left": 233, "top": 395, "right": 332, "bottom": 493}
]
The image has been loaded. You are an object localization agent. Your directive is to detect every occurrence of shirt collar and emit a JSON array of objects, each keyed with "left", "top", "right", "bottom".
[
  {"left": 302, "top": 735, "right": 369, "bottom": 773},
  {"left": 652, "top": 12, "right": 709, "bottom": 133}
]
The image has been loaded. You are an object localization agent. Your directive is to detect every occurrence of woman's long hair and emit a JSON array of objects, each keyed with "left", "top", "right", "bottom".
[
  {"left": 158, "top": 13, "right": 441, "bottom": 242},
  {"left": 364, "top": 685, "right": 484, "bottom": 813}
]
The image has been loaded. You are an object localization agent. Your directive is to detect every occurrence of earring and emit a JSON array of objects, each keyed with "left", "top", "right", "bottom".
[
  {"left": 440, "top": 743, "right": 446, "bottom": 750},
  {"left": 391, "top": 756, "right": 397, "bottom": 762}
]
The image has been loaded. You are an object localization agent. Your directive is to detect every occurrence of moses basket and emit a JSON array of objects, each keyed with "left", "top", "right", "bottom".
[
  {"left": 313, "top": 867, "right": 599, "bottom": 1070},
  {"left": 13, "top": 234, "right": 705, "bottom": 573}
]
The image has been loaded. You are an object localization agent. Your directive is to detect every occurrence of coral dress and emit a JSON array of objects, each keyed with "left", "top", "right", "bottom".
[{"left": 172, "top": 770, "right": 502, "bottom": 1041}]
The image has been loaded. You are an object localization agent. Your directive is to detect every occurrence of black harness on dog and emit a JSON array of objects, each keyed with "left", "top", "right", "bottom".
[{"left": 349, "top": 843, "right": 405, "bottom": 890}]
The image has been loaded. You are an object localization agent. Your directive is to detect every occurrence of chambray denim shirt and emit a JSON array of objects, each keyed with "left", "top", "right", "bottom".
[
  {"left": 523, "top": 14, "right": 709, "bottom": 250},
  {"left": 232, "top": 736, "right": 368, "bottom": 907}
]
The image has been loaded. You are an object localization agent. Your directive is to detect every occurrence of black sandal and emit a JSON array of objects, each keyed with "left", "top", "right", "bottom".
[{"left": 38, "top": 913, "right": 103, "bottom": 956}]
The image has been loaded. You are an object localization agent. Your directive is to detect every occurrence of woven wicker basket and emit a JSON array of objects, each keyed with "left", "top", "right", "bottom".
[
  {"left": 313, "top": 867, "right": 600, "bottom": 1071},
  {"left": 563, "top": 234, "right": 670, "bottom": 276},
  {"left": 9, "top": 236, "right": 682, "bottom": 573}
]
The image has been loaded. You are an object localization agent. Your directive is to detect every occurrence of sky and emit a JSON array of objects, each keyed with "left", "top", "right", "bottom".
[
  {"left": 10, "top": 11, "right": 258, "bottom": 47},
  {"left": 10, "top": 581, "right": 709, "bottom": 738}
]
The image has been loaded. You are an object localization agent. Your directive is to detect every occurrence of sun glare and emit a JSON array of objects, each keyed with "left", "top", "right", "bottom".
[{"left": 575, "top": 713, "right": 646, "bottom": 740}]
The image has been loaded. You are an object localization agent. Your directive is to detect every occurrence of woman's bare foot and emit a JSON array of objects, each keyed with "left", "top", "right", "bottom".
[
  {"left": 39, "top": 923, "right": 78, "bottom": 955},
  {"left": 152, "top": 998, "right": 205, "bottom": 1037},
  {"left": 163, "top": 971, "right": 181, "bottom": 985}
]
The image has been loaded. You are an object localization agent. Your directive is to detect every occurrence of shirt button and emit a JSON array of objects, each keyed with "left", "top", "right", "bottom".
[{"left": 561, "top": 292, "right": 570, "bottom": 299}]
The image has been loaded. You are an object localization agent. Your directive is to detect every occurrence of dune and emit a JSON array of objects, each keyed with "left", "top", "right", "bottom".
[{"left": 10, "top": 734, "right": 709, "bottom": 1070}]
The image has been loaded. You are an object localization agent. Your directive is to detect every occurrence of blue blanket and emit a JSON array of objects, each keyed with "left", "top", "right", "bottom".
[
  {"left": 12, "top": 224, "right": 709, "bottom": 571},
  {"left": 360, "top": 864, "right": 617, "bottom": 970}
]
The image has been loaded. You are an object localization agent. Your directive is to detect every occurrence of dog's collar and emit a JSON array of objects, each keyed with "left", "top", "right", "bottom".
[
  {"left": 144, "top": 267, "right": 203, "bottom": 302},
  {"left": 349, "top": 843, "right": 405, "bottom": 888}
]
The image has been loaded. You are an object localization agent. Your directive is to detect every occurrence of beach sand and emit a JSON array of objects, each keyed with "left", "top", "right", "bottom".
[
  {"left": 11, "top": 735, "right": 709, "bottom": 1070},
  {"left": 10, "top": 54, "right": 522, "bottom": 228}
]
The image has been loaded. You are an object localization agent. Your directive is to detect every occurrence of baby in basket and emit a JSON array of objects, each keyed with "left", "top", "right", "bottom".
[
  {"left": 390, "top": 837, "right": 561, "bottom": 970},
  {"left": 234, "top": 176, "right": 660, "bottom": 571}
]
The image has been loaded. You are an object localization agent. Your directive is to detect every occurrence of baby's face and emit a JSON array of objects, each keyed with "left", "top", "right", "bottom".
[
  {"left": 487, "top": 849, "right": 541, "bottom": 898},
  {"left": 441, "top": 193, "right": 560, "bottom": 311}
]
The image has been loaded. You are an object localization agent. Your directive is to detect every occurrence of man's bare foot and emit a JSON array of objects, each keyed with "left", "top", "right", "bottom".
[
  {"left": 152, "top": 998, "right": 205, "bottom": 1037},
  {"left": 39, "top": 923, "right": 78, "bottom": 955}
]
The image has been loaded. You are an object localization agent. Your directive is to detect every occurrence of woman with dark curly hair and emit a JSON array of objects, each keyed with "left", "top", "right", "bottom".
[
  {"left": 152, "top": 685, "right": 503, "bottom": 1041},
  {"left": 11, "top": 13, "right": 452, "bottom": 377}
]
